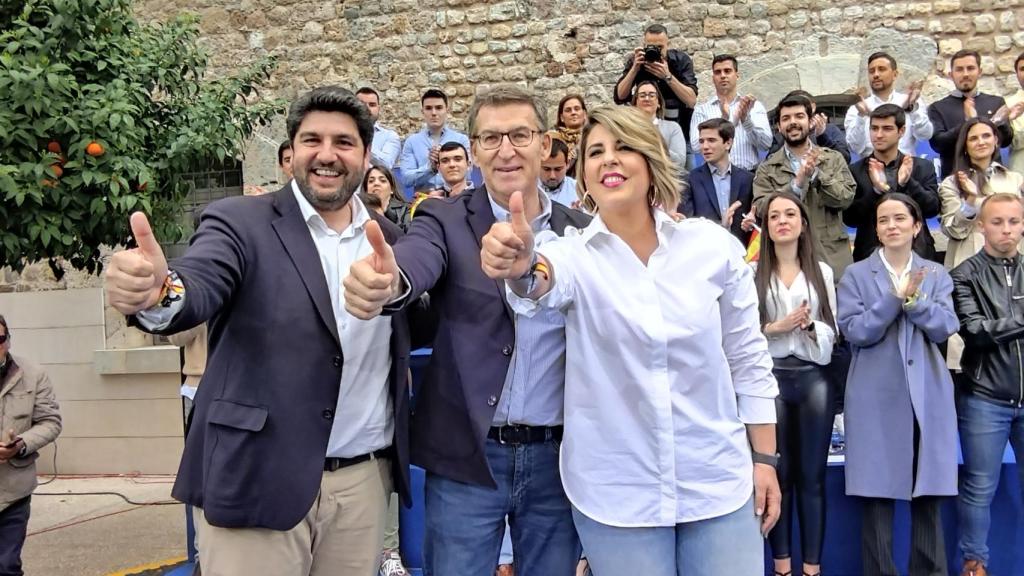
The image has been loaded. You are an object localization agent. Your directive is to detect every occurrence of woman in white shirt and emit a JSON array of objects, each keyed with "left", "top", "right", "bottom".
[
  {"left": 754, "top": 192, "right": 837, "bottom": 576},
  {"left": 479, "top": 105, "right": 781, "bottom": 575},
  {"left": 632, "top": 80, "right": 689, "bottom": 170}
]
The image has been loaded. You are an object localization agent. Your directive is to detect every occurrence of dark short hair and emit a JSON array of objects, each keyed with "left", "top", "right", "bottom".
[
  {"left": 867, "top": 51, "right": 898, "bottom": 70},
  {"left": 0, "top": 314, "right": 7, "bottom": 337},
  {"left": 711, "top": 54, "right": 738, "bottom": 72},
  {"left": 548, "top": 137, "right": 570, "bottom": 161},
  {"left": 1015, "top": 51, "right": 1024, "bottom": 72},
  {"left": 951, "top": 49, "right": 981, "bottom": 68},
  {"left": 698, "top": 118, "right": 735, "bottom": 143},
  {"left": 556, "top": 94, "right": 587, "bottom": 129},
  {"left": 361, "top": 162, "right": 404, "bottom": 205},
  {"left": 286, "top": 86, "right": 374, "bottom": 151},
  {"left": 644, "top": 23, "right": 668, "bottom": 36},
  {"left": 870, "top": 103, "right": 906, "bottom": 129},
  {"left": 438, "top": 141, "right": 468, "bottom": 158},
  {"left": 421, "top": 88, "right": 449, "bottom": 106},
  {"left": 776, "top": 93, "right": 814, "bottom": 120},
  {"left": 355, "top": 86, "right": 380, "bottom": 102},
  {"left": 277, "top": 140, "right": 292, "bottom": 166},
  {"left": 876, "top": 192, "right": 924, "bottom": 226}
]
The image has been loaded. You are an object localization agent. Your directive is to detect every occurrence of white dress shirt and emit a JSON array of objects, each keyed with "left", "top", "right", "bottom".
[
  {"left": 292, "top": 185, "right": 395, "bottom": 458},
  {"left": 690, "top": 94, "right": 773, "bottom": 171},
  {"left": 760, "top": 262, "right": 837, "bottom": 365},
  {"left": 543, "top": 176, "right": 579, "bottom": 208},
  {"left": 508, "top": 212, "right": 778, "bottom": 527},
  {"left": 843, "top": 90, "right": 933, "bottom": 157}
]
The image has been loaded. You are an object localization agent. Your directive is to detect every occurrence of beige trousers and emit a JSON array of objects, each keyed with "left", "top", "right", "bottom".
[{"left": 194, "top": 457, "right": 392, "bottom": 576}]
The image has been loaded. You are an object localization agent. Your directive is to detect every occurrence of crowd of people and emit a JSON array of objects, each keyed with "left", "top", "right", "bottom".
[{"left": 91, "top": 20, "right": 1024, "bottom": 576}]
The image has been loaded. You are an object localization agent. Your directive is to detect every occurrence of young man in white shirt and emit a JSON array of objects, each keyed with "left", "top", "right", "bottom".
[
  {"left": 844, "top": 52, "right": 933, "bottom": 158},
  {"left": 690, "top": 54, "right": 772, "bottom": 171}
]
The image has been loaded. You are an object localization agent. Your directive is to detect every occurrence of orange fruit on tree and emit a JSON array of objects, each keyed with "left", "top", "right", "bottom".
[
  {"left": 85, "top": 141, "right": 105, "bottom": 157},
  {"left": 41, "top": 179, "right": 57, "bottom": 188},
  {"left": 51, "top": 164, "right": 63, "bottom": 178},
  {"left": 47, "top": 141, "right": 61, "bottom": 154}
]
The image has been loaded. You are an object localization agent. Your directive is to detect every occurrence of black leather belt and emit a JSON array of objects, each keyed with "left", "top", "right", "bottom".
[
  {"left": 488, "top": 425, "right": 563, "bottom": 445},
  {"left": 324, "top": 448, "right": 391, "bottom": 472}
]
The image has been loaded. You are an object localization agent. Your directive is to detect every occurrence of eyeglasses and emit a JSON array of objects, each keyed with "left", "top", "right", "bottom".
[
  {"left": 473, "top": 129, "right": 541, "bottom": 150},
  {"left": 0, "top": 334, "right": 7, "bottom": 344}
]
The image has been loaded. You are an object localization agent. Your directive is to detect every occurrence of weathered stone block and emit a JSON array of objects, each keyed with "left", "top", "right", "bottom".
[
  {"left": 470, "top": 42, "right": 488, "bottom": 55},
  {"left": 933, "top": 0, "right": 961, "bottom": 13},
  {"left": 704, "top": 18, "right": 727, "bottom": 37},
  {"left": 974, "top": 14, "right": 997, "bottom": 33},
  {"left": 995, "top": 36, "right": 1014, "bottom": 52}
]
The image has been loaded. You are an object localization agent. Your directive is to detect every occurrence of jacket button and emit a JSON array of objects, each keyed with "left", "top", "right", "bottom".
[
  {"left": 907, "top": 359, "right": 914, "bottom": 366},
  {"left": 332, "top": 355, "right": 342, "bottom": 367},
  {"left": 487, "top": 395, "right": 498, "bottom": 406},
  {"left": 501, "top": 345, "right": 513, "bottom": 356},
  {"left": 322, "top": 409, "right": 334, "bottom": 420}
]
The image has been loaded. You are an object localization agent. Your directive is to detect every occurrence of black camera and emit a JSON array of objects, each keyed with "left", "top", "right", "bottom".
[{"left": 643, "top": 44, "right": 662, "bottom": 63}]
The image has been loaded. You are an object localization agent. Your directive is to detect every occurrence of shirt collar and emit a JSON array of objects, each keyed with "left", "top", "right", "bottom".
[
  {"left": 951, "top": 88, "right": 980, "bottom": 99},
  {"left": 879, "top": 250, "right": 913, "bottom": 281},
  {"left": 581, "top": 208, "right": 676, "bottom": 247},
  {"left": 709, "top": 162, "right": 732, "bottom": 178},
  {"left": 290, "top": 180, "right": 369, "bottom": 237},
  {"left": 783, "top": 142, "right": 815, "bottom": 164},
  {"left": 487, "top": 185, "right": 553, "bottom": 232},
  {"left": 709, "top": 93, "right": 738, "bottom": 106}
]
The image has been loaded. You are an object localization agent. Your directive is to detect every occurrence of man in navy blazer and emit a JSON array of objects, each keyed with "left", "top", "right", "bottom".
[
  {"left": 680, "top": 118, "right": 755, "bottom": 244},
  {"left": 105, "top": 87, "right": 430, "bottom": 576},
  {"left": 345, "top": 86, "right": 590, "bottom": 576}
]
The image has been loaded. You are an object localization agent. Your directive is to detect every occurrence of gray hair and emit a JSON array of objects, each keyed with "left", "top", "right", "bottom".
[{"left": 467, "top": 85, "right": 548, "bottom": 138}]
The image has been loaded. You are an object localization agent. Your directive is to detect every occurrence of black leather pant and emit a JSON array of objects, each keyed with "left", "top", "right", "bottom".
[{"left": 768, "top": 356, "right": 833, "bottom": 566}]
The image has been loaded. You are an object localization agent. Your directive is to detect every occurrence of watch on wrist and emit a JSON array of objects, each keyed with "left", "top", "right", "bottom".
[
  {"left": 664, "top": 74, "right": 673, "bottom": 83},
  {"left": 752, "top": 451, "right": 780, "bottom": 469}
]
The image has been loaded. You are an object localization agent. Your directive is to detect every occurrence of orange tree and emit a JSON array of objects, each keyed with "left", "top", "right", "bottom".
[{"left": 0, "top": 0, "right": 283, "bottom": 273}]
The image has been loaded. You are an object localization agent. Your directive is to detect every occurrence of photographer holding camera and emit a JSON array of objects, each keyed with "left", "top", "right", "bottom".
[{"left": 614, "top": 23, "right": 699, "bottom": 167}]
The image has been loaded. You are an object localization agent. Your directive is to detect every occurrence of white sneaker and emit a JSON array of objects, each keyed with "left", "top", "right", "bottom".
[{"left": 379, "top": 550, "right": 408, "bottom": 576}]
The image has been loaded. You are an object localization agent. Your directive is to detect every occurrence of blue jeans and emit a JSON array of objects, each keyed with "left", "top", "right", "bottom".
[
  {"left": 423, "top": 437, "right": 579, "bottom": 576},
  {"left": 957, "top": 393, "right": 1024, "bottom": 564},
  {"left": 572, "top": 497, "right": 764, "bottom": 576}
]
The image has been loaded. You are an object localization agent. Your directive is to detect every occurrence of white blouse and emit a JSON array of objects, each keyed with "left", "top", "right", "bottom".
[
  {"left": 760, "top": 263, "right": 837, "bottom": 365},
  {"left": 508, "top": 211, "right": 779, "bottom": 527}
]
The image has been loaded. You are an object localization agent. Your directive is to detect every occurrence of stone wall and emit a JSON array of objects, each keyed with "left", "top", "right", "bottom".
[
  {"left": 135, "top": 0, "right": 1024, "bottom": 150},
  {"left": 7, "top": 0, "right": 1023, "bottom": 291}
]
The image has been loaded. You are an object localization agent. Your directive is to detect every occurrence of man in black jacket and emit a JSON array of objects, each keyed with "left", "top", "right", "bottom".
[
  {"left": 950, "top": 193, "right": 1024, "bottom": 576},
  {"left": 928, "top": 49, "right": 1015, "bottom": 178},
  {"left": 845, "top": 104, "right": 941, "bottom": 262},
  {"left": 614, "top": 23, "right": 698, "bottom": 163}
]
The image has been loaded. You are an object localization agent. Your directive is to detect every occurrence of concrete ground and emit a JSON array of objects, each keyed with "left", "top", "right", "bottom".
[{"left": 23, "top": 475, "right": 187, "bottom": 576}]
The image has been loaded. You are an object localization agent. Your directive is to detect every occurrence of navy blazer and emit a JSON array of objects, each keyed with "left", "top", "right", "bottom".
[
  {"left": 135, "top": 187, "right": 427, "bottom": 530},
  {"left": 679, "top": 162, "right": 755, "bottom": 244},
  {"left": 392, "top": 186, "right": 591, "bottom": 487}
]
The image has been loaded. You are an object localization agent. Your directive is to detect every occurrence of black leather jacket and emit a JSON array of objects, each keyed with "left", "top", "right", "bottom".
[{"left": 951, "top": 250, "right": 1024, "bottom": 407}]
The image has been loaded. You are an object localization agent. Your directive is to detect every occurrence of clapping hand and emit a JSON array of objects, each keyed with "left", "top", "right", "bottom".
[{"left": 868, "top": 158, "right": 890, "bottom": 193}]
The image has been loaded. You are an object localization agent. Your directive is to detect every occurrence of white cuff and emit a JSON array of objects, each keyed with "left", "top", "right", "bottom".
[{"left": 737, "top": 395, "right": 777, "bottom": 424}]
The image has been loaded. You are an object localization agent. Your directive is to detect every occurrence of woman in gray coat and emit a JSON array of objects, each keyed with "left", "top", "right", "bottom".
[{"left": 837, "top": 193, "right": 959, "bottom": 576}]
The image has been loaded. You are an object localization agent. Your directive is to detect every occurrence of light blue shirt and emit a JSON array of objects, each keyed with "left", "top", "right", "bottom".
[
  {"left": 399, "top": 125, "right": 471, "bottom": 191},
  {"left": 372, "top": 123, "right": 402, "bottom": 169},
  {"left": 543, "top": 175, "right": 578, "bottom": 208},
  {"left": 784, "top": 144, "right": 819, "bottom": 198},
  {"left": 709, "top": 163, "right": 732, "bottom": 215},
  {"left": 488, "top": 190, "right": 568, "bottom": 427}
]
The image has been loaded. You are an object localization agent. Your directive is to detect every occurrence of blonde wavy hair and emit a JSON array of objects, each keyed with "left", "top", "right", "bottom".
[{"left": 574, "top": 106, "right": 681, "bottom": 213}]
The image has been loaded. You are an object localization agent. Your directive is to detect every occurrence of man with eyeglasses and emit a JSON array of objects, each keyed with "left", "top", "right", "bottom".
[
  {"left": 344, "top": 85, "right": 590, "bottom": 576},
  {"left": 0, "top": 314, "right": 62, "bottom": 576}
]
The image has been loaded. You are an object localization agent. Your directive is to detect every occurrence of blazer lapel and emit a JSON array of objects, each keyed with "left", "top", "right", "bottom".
[
  {"left": 465, "top": 186, "right": 515, "bottom": 322},
  {"left": 271, "top": 188, "right": 341, "bottom": 348},
  {"left": 699, "top": 167, "right": 723, "bottom": 220}
]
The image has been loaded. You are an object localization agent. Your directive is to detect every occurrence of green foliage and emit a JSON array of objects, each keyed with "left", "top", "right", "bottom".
[{"left": 0, "top": 0, "right": 284, "bottom": 273}]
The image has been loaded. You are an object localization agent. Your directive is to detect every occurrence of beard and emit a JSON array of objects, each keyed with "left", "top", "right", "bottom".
[
  {"left": 294, "top": 164, "right": 363, "bottom": 212},
  {"left": 782, "top": 124, "right": 809, "bottom": 147}
]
